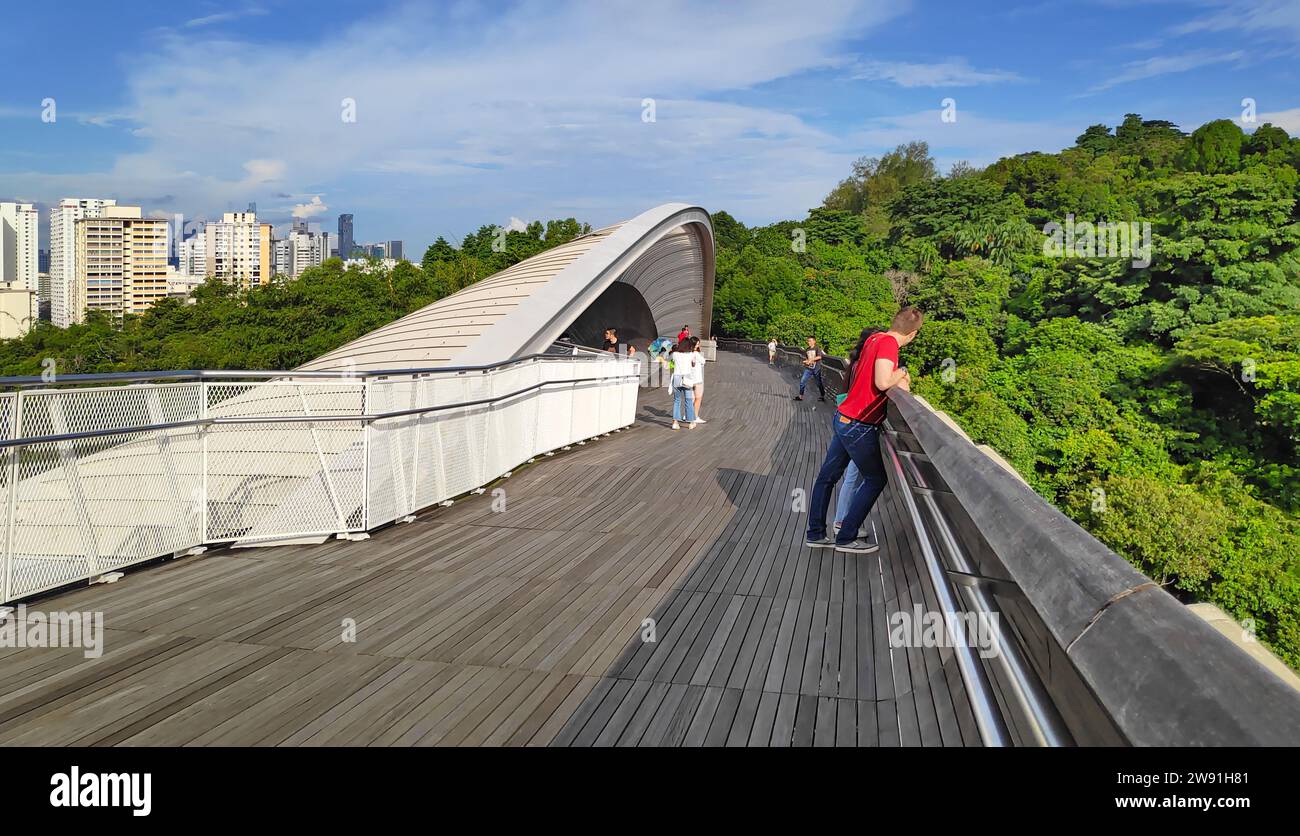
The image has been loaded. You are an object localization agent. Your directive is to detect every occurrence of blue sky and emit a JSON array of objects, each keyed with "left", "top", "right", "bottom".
[{"left": 2, "top": 0, "right": 1298, "bottom": 257}]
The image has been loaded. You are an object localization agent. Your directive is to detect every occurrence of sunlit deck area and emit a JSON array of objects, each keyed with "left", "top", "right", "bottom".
[{"left": 0, "top": 351, "right": 978, "bottom": 746}]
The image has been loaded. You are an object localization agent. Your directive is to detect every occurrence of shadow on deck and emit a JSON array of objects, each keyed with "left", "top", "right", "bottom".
[{"left": 0, "top": 351, "right": 980, "bottom": 746}]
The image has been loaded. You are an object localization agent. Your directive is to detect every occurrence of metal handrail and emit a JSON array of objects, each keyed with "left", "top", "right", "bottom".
[
  {"left": 717, "top": 336, "right": 1035, "bottom": 746},
  {"left": 880, "top": 430, "right": 1013, "bottom": 747},
  {"left": 0, "top": 341, "right": 621, "bottom": 390},
  {"left": 889, "top": 432, "right": 1072, "bottom": 746},
  {"left": 0, "top": 369, "right": 640, "bottom": 450}
]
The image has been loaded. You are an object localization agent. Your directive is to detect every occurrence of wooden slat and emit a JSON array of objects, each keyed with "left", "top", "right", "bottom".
[{"left": 0, "top": 350, "right": 993, "bottom": 746}]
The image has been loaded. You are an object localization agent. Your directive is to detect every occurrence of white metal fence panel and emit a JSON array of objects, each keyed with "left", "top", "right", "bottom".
[
  {"left": 536, "top": 361, "right": 576, "bottom": 454},
  {"left": 205, "top": 381, "right": 366, "bottom": 542},
  {"left": 2, "top": 383, "right": 206, "bottom": 600},
  {"left": 0, "top": 353, "right": 639, "bottom": 605}
]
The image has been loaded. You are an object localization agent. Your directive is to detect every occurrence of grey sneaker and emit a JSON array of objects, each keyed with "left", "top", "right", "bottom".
[
  {"left": 804, "top": 536, "right": 835, "bottom": 549},
  {"left": 835, "top": 534, "right": 880, "bottom": 554}
]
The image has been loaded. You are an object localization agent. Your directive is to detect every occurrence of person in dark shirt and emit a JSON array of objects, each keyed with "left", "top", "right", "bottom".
[
  {"left": 804, "top": 307, "right": 923, "bottom": 554},
  {"left": 794, "top": 337, "right": 826, "bottom": 401},
  {"left": 602, "top": 328, "right": 619, "bottom": 353}
]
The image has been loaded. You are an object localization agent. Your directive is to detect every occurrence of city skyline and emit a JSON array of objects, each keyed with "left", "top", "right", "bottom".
[{"left": 2, "top": 0, "right": 1298, "bottom": 258}]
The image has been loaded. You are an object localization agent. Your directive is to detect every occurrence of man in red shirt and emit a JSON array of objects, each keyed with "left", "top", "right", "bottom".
[{"left": 805, "top": 307, "right": 923, "bottom": 553}]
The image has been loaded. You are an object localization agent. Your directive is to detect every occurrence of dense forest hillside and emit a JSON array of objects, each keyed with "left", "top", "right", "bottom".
[
  {"left": 712, "top": 114, "right": 1300, "bottom": 667},
  {"left": 2, "top": 114, "right": 1295, "bottom": 667}
]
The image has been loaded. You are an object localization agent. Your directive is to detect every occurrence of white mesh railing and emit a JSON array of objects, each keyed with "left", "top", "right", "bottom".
[{"left": 0, "top": 351, "right": 640, "bottom": 603}]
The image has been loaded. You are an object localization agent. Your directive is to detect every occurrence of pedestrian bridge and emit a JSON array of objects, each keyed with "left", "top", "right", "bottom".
[{"left": 0, "top": 205, "right": 1296, "bottom": 746}]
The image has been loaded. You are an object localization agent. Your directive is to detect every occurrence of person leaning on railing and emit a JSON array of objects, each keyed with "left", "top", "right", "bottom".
[{"left": 804, "top": 307, "right": 923, "bottom": 554}]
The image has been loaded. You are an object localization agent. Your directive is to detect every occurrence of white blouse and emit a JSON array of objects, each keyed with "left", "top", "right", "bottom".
[{"left": 671, "top": 351, "right": 703, "bottom": 386}]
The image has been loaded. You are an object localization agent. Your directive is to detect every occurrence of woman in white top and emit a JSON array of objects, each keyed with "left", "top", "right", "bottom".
[
  {"left": 767, "top": 338, "right": 777, "bottom": 365},
  {"left": 670, "top": 342, "right": 699, "bottom": 429},
  {"left": 687, "top": 336, "right": 707, "bottom": 423}
]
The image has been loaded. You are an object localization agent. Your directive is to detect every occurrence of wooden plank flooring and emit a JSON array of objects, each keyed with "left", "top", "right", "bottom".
[{"left": 0, "top": 351, "right": 981, "bottom": 746}]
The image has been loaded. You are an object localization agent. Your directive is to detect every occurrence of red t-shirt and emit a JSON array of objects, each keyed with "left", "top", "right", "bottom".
[{"left": 838, "top": 333, "right": 899, "bottom": 425}]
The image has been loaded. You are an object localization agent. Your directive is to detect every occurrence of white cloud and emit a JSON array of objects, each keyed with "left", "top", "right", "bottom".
[
  {"left": 851, "top": 58, "right": 1022, "bottom": 87},
  {"left": 850, "top": 109, "right": 1082, "bottom": 168},
  {"left": 291, "top": 195, "right": 328, "bottom": 219},
  {"left": 183, "top": 6, "right": 268, "bottom": 29},
  {"left": 6, "top": 1, "right": 905, "bottom": 236},
  {"left": 244, "top": 159, "right": 285, "bottom": 183},
  {"left": 1246, "top": 107, "right": 1300, "bottom": 134},
  {"left": 1087, "top": 49, "right": 1246, "bottom": 93},
  {"left": 1174, "top": 0, "right": 1300, "bottom": 41}
]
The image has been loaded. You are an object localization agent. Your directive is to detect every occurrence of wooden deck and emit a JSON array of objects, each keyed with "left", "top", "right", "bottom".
[{"left": 0, "top": 351, "right": 980, "bottom": 746}]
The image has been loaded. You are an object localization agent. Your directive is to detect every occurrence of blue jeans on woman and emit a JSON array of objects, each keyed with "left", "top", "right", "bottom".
[
  {"left": 807, "top": 414, "right": 888, "bottom": 544},
  {"left": 835, "top": 462, "right": 863, "bottom": 525},
  {"left": 673, "top": 385, "right": 697, "bottom": 422}
]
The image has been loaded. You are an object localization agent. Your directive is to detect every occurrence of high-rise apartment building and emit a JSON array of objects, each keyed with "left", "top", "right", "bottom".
[
  {"left": 204, "top": 212, "right": 272, "bottom": 289},
  {"left": 287, "top": 224, "right": 328, "bottom": 279},
  {"left": 0, "top": 202, "right": 40, "bottom": 337},
  {"left": 50, "top": 197, "right": 117, "bottom": 327},
  {"left": 272, "top": 237, "right": 292, "bottom": 277},
  {"left": 338, "top": 214, "right": 354, "bottom": 260},
  {"left": 71, "top": 206, "right": 169, "bottom": 324},
  {"left": 0, "top": 202, "right": 39, "bottom": 291},
  {"left": 179, "top": 226, "right": 207, "bottom": 279}
]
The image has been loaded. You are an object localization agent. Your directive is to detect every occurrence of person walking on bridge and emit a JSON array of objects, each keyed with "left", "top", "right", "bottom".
[
  {"left": 767, "top": 338, "right": 777, "bottom": 365},
  {"left": 670, "top": 341, "right": 701, "bottom": 430},
  {"left": 686, "top": 336, "right": 707, "bottom": 423},
  {"left": 794, "top": 337, "right": 825, "bottom": 401},
  {"left": 805, "top": 308, "right": 923, "bottom": 553}
]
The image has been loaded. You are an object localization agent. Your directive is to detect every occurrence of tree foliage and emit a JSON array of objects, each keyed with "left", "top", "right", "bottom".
[{"left": 710, "top": 115, "right": 1300, "bottom": 667}]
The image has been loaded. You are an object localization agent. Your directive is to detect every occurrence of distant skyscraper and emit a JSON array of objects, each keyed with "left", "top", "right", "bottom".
[
  {"left": 386, "top": 240, "right": 404, "bottom": 261},
  {"left": 338, "top": 214, "right": 354, "bottom": 260},
  {"left": 50, "top": 197, "right": 117, "bottom": 327}
]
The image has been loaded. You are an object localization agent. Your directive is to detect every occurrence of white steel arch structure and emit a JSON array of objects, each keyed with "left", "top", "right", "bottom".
[{"left": 300, "top": 203, "right": 715, "bottom": 372}]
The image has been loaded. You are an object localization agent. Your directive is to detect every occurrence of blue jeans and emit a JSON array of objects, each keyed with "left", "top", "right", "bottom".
[
  {"left": 673, "top": 386, "right": 697, "bottom": 422},
  {"left": 807, "top": 414, "right": 888, "bottom": 544},
  {"left": 799, "top": 368, "right": 824, "bottom": 398},
  {"left": 834, "top": 462, "right": 863, "bottom": 524}
]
